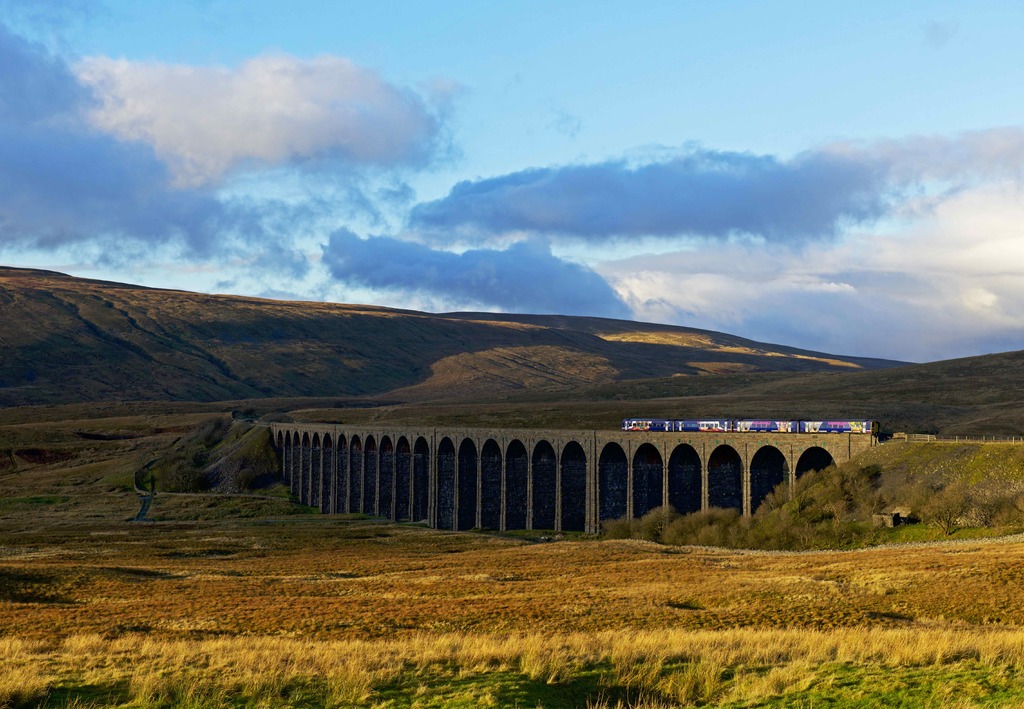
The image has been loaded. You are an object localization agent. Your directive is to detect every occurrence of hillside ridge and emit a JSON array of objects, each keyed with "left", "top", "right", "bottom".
[{"left": 1, "top": 266, "right": 903, "bottom": 406}]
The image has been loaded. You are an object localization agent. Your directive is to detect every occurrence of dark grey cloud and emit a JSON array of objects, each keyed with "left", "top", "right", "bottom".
[
  {"left": 0, "top": 22, "right": 87, "bottom": 122},
  {"left": 322, "top": 230, "right": 631, "bottom": 318},
  {"left": 0, "top": 23, "right": 318, "bottom": 275},
  {"left": 0, "top": 121, "right": 230, "bottom": 252},
  {"left": 0, "top": 25, "right": 218, "bottom": 250},
  {"left": 411, "top": 149, "right": 891, "bottom": 242}
]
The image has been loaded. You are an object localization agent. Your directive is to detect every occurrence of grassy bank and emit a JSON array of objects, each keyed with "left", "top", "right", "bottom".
[{"left": 605, "top": 441, "right": 1024, "bottom": 551}]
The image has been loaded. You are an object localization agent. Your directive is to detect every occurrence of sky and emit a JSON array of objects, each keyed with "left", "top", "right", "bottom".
[{"left": 2, "top": 1, "right": 1024, "bottom": 362}]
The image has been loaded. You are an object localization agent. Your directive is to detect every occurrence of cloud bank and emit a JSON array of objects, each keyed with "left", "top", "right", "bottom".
[
  {"left": 412, "top": 149, "right": 890, "bottom": 242},
  {"left": 603, "top": 182, "right": 1024, "bottom": 361},
  {"left": 322, "top": 230, "right": 631, "bottom": 318},
  {"left": 77, "top": 53, "right": 448, "bottom": 186},
  {"left": 0, "top": 21, "right": 446, "bottom": 275},
  {"left": 411, "top": 129, "right": 1024, "bottom": 246}
]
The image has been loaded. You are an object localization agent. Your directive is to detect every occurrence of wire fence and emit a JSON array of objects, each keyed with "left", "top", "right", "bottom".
[{"left": 896, "top": 433, "right": 1024, "bottom": 444}]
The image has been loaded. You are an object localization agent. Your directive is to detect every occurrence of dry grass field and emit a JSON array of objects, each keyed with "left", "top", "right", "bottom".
[
  {"left": 5, "top": 404, "right": 1024, "bottom": 706},
  {"left": 7, "top": 512, "right": 1024, "bottom": 707}
]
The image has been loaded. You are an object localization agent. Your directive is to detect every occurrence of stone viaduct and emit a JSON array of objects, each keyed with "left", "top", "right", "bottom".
[{"left": 270, "top": 423, "right": 877, "bottom": 534}]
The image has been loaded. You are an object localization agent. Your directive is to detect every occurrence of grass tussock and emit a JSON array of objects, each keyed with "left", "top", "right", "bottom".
[{"left": 6, "top": 629, "right": 1024, "bottom": 707}]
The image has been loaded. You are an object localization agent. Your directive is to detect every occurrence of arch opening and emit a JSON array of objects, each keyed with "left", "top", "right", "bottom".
[
  {"left": 336, "top": 435, "right": 348, "bottom": 514},
  {"left": 363, "top": 435, "right": 378, "bottom": 515},
  {"left": 796, "top": 447, "right": 835, "bottom": 477},
  {"left": 379, "top": 436, "right": 394, "bottom": 520},
  {"left": 668, "top": 444, "right": 701, "bottom": 514},
  {"left": 750, "top": 445, "right": 788, "bottom": 513},
  {"left": 457, "top": 439, "right": 478, "bottom": 531},
  {"left": 349, "top": 435, "right": 363, "bottom": 514},
  {"left": 412, "top": 437, "right": 430, "bottom": 522},
  {"left": 437, "top": 438, "right": 456, "bottom": 530},
  {"left": 632, "top": 443, "right": 663, "bottom": 518},
  {"left": 504, "top": 440, "right": 528, "bottom": 530},
  {"left": 560, "top": 441, "right": 587, "bottom": 531},
  {"left": 300, "top": 432, "right": 311, "bottom": 505},
  {"left": 599, "top": 443, "right": 628, "bottom": 521},
  {"left": 311, "top": 433, "right": 322, "bottom": 510},
  {"left": 531, "top": 441, "right": 556, "bottom": 530},
  {"left": 277, "top": 431, "right": 287, "bottom": 487},
  {"left": 395, "top": 437, "right": 411, "bottom": 521},
  {"left": 291, "top": 432, "right": 301, "bottom": 495},
  {"left": 708, "top": 444, "right": 742, "bottom": 512},
  {"left": 322, "top": 434, "right": 334, "bottom": 513},
  {"left": 480, "top": 439, "right": 502, "bottom": 530}
]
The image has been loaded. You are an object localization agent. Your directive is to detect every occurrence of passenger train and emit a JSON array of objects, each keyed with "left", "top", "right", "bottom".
[{"left": 621, "top": 418, "right": 877, "bottom": 434}]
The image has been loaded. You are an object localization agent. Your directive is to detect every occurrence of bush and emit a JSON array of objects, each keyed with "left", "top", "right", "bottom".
[
  {"left": 636, "top": 506, "right": 680, "bottom": 542},
  {"left": 663, "top": 508, "right": 744, "bottom": 547},
  {"left": 164, "top": 459, "right": 209, "bottom": 493},
  {"left": 602, "top": 517, "right": 634, "bottom": 539},
  {"left": 920, "top": 482, "right": 971, "bottom": 535}
]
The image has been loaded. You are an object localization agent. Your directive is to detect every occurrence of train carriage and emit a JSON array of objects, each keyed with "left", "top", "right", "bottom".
[
  {"left": 622, "top": 419, "right": 878, "bottom": 434},
  {"left": 800, "top": 420, "right": 876, "bottom": 434},
  {"left": 734, "top": 420, "right": 799, "bottom": 433},
  {"left": 622, "top": 418, "right": 730, "bottom": 432}
]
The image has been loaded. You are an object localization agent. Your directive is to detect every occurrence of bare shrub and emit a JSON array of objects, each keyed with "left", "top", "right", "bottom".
[
  {"left": 921, "top": 483, "right": 972, "bottom": 535},
  {"left": 602, "top": 517, "right": 635, "bottom": 539},
  {"left": 663, "top": 508, "right": 743, "bottom": 547},
  {"left": 635, "top": 506, "right": 680, "bottom": 542}
]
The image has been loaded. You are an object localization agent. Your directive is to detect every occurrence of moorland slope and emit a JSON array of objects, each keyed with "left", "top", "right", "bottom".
[{"left": 0, "top": 267, "right": 900, "bottom": 407}]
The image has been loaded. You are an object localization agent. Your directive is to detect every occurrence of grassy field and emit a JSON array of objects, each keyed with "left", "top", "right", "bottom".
[
  {"left": 6, "top": 404, "right": 1024, "bottom": 706},
  {"left": 7, "top": 512, "right": 1024, "bottom": 707}
]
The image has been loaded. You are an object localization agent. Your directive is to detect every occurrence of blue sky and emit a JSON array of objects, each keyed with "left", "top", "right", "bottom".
[{"left": 3, "top": 1, "right": 1024, "bottom": 361}]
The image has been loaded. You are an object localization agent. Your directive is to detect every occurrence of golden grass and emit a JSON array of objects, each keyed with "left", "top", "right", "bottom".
[
  {"left": 8, "top": 516, "right": 1024, "bottom": 640},
  {"left": 6, "top": 512, "right": 1024, "bottom": 705},
  {"left": 6, "top": 408, "right": 1024, "bottom": 705},
  {"left": 7, "top": 627, "right": 1024, "bottom": 707},
  {"left": 386, "top": 346, "right": 619, "bottom": 401},
  {"left": 597, "top": 332, "right": 721, "bottom": 348},
  {"left": 596, "top": 331, "right": 862, "bottom": 369}
]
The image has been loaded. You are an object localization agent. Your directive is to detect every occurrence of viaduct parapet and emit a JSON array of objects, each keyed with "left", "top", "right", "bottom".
[{"left": 271, "top": 423, "right": 877, "bottom": 534}]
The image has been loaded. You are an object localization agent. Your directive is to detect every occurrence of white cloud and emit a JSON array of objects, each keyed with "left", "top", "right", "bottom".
[
  {"left": 601, "top": 184, "right": 1024, "bottom": 361},
  {"left": 823, "top": 127, "right": 1024, "bottom": 185},
  {"left": 76, "top": 53, "right": 445, "bottom": 186}
]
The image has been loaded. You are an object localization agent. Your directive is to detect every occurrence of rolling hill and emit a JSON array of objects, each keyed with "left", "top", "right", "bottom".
[{"left": 0, "top": 266, "right": 901, "bottom": 407}]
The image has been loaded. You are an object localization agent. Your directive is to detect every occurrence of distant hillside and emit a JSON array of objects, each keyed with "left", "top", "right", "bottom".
[
  {"left": 0, "top": 267, "right": 902, "bottom": 406},
  {"left": 294, "top": 349, "right": 1024, "bottom": 437}
]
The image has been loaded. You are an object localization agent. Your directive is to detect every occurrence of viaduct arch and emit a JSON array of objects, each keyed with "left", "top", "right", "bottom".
[{"left": 272, "top": 424, "right": 876, "bottom": 534}]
